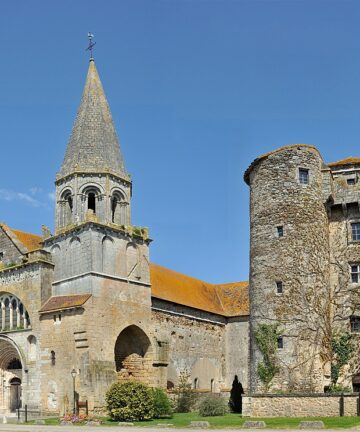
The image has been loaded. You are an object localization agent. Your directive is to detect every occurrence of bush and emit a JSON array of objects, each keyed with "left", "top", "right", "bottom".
[
  {"left": 198, "top": 396, "right": 227, "bottom": 417},
  {"left": 105, "top": 381, "right": 154, "bottom": 421},
  {"left": 326, "top": 384, "right": 352, "bottom": 394},
  {"left": 174, "top": 370, "right": 196, "bottom": 413},
  {"left": 152, "top": 388, "right": 173, "bottom": 418}
]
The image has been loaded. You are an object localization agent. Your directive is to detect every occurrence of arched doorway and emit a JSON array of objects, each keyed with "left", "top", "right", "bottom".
[
  {"left": 0, "top": 337, "right": 23, "bottom": 414},
  {"left": 114, "top": 326, "right": 153, "bottom": 385}
]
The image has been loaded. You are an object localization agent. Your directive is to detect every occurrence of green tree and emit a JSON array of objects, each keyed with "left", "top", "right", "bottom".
[
  {"left": 174, "top": 370, "right": 196, "bottom": 413},
  {"left": 229, "top": 375, "right": 244, "bottom": 413}
]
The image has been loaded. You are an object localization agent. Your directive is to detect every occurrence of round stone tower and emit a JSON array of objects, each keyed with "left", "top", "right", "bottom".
[{"left": 244, "top": 144, "right": 330, "bottom": 393}]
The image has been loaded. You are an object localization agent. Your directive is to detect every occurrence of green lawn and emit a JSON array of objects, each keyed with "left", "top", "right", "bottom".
[
  {"left": 37, "top": 413, "right": 360, "bottom": 428},
  {"left": 102, "top": 413, "right": 360, "bottom": 428}
]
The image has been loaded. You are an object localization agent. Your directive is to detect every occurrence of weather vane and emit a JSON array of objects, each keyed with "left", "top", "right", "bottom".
[{"left": 86, "top": 32, "right": 96, "bottom": 59}]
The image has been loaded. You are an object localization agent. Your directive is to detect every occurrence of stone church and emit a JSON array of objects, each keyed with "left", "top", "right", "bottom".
[
  {"left": 3, "top": 56, "right": 360, "bottom": 418},
  {"left": 0, "top": 58, "right": 249, "bottom": 415}
]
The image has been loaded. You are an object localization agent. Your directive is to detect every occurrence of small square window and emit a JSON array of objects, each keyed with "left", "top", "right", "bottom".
[
  {"left": 352, "top": 223, "right": 360, "bottom": 241},
  {"left": 276, "top": 281, "right": 283, "bottom": 294},
  {"left": 348, "top": 178, "right": 356, "bottom": 185},
  {"left": 277, "top": 336, "right": 284, "bottom": 349},
  {"left": 299, "top": 168, "right": 309, "bottom": 185},
  {"left": 351, "top": 316, "right": 360, "bottom": 333},
  {"left": 277, "top": 226, "right": 284, "bottom": 237},
  {"left": 351, "top": 264, "right": 360, "bottom": 283}
]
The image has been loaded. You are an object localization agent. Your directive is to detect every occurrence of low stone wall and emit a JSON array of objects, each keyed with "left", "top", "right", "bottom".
[{"left": 243, "top": 394, "right": 359, "bottom": 417}]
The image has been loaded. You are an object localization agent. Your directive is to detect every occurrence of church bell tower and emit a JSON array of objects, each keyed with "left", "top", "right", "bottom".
[
  {"left": 55, "top": 58, "right": 131, "bottom": 232},
  {"left": 44, "top": 55, "right": 150, "bottom": 295}
]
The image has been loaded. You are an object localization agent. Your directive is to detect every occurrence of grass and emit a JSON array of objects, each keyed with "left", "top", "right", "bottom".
[
  {"left": 35, "top": 413, "right": 360, "bottom": 428},
  {"left": 101, "top": 413, "right": 360, "bottom": 428}
]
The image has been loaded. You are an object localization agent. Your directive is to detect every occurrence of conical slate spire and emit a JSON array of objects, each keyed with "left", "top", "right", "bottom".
[{"left": 58, "top": 59, "right": 128, "bottom": 179}]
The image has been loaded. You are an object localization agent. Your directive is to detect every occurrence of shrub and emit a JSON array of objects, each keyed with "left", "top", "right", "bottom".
[
  {"left": 152, "top": 388, "right": 173, "bottom": 418},
  {"left": 105, "top": 381, "right": 154, "bottom": 422},
  {"left": 198, "top": 396, "right": 227, "bottom": 417},
  {"left": 326, "top": 384, "right": 352, "bottom": 394},
  {"left": 174, "top": 370, "right": 196, "bottom": 413}
]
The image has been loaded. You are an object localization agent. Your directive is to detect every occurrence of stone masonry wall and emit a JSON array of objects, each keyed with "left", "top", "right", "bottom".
[
  {"left": 328, "top": 183, "right": 360, "bottom": 388},
  {"left": 45, "top": 223, "right": 150, "bottom": 290},
  {"left": 0, "top": 261, "right": 54, "bottom": 413},
  {"left": 243, "top": 394, "right": 358, "bottom": 417},
  {"left": 225, "top": 318, "right": 249, "bottom": 391},
  {"left": 151, "top": 300, "right": 227, "bottom": 392}
]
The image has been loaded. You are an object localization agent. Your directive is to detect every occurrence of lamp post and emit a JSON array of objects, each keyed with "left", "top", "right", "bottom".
[{"left": 71, "top": 369, "right": 77, "bottom": 415}]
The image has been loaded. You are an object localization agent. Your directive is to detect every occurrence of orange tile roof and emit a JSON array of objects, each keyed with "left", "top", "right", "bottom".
[
  {"left": 216, "top": 281, "right": 249, "bottom": 316},
  {"left": 11, "top": 229, "right": 42, "bottom": 252},
  {"left": 39, "top": 294, "right": 91, "bottom": 313},
  {"left": 327, "top": 157, "right": 360, "bottom": 168},
  {"left": 150, "top": 263, "right": 249, "bottom": 317}
]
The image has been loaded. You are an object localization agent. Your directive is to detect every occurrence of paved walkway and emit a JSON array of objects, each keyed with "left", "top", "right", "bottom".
[{"left": 0, "top": 426, "right": 358, "bottom": 432}]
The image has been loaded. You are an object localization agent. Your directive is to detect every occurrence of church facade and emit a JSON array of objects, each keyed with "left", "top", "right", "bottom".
[{"left": 0, "top": 59, "right": 248, "bottom": 415}]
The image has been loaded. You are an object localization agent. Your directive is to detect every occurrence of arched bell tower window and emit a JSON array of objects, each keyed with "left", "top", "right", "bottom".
[
  {"left": 60, "top": 190, "right": 73, "bottom": 226},
  {"left": 111, "top": 190, "right": 126, "bottom": 225},
  {"left": 82, "top": 186, "right": 101, "bottom": 217}
]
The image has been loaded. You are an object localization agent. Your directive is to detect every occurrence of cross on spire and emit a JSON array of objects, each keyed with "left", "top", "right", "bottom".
[{"left": 86, "top": 32, "right": 96, "bottom": 60}]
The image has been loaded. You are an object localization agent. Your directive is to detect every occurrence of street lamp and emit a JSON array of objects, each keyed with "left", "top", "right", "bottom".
[{"left": 71, "top": 369, "right": 77, "bottom": 415}]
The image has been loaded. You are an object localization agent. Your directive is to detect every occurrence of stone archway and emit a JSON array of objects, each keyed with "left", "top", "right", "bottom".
[
  {"left": 0, "top": 337, "right": 24, "bottom": 414},
  {"left": 114, "top": 326, "right": 153, "bottom": 385}
]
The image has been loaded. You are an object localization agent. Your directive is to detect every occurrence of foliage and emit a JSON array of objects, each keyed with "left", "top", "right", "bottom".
[
  {"left": 61, "top": 414, "right": 90, "bottom": 424},
  {"left": 254, "top": 323, "right": 281, "bottom": 390},
  {"left": 105, "top": 381, "right": 154, "bottom": 422},
  {"left": 174, "top": 370, "right": 196, "bottom": 413},
  {"left": 330, "top": 333, "right": 353, "bottom": 386},
  {"left": 198, "top": 396, "right": 227, "bottom": 417},
  {"left": 229, "top": 375, "right": 243, "bottom": 413},
  {"left": 152, "top": 387, "right": 173, "bottom": 418},
  {"left": 325, "top": 384, "right": 352, "bottom": 394}
]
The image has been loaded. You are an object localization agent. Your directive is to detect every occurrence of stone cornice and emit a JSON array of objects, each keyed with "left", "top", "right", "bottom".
[
  {"left": 55, "top": 170, "right": 131, "bottom": 186},
  {"left": 48, "top": 220, "right": 151, "bottom": 244}
]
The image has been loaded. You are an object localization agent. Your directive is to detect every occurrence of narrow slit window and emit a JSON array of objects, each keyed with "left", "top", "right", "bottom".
[
  {"left": 51, "top": 350, "right": 56, "bottom": 366},
  {"left": 277, "top": 336, "right": 284, "bottom": 349},
  {"left": 88, "top": 193, "right": 96, "bottom": 213},
  {"left": 277, "top": 226, "right": 284, "bottom": 238},
  {"left": 276, "top": 281, "right": 283, "bottom": 294},
  {"left": 111, "top": 196, "right": 118, "bottom": 223},
  {"left": 67, "top": 195, "right": 73, "bottom": 211}
]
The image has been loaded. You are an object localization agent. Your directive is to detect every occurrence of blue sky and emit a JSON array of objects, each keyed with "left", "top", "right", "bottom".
[{"left": 1, "top": 0, "right": 360, "bottom": 283}]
